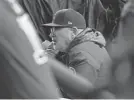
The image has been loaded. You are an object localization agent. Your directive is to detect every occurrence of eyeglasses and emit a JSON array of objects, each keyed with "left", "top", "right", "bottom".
[
  {"left": 49, "top": 28, "right": 56, "bottom": 38},
  {"left": 49, "top": 27, "right": 63, "bottom": 38},
  {"left": 49, "top": 27, "right": 70, "bottom": 39}
]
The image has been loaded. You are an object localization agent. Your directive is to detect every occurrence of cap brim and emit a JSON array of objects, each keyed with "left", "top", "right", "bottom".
[{"left": 42, "top": 23, "right": 72, "bottom": 28}]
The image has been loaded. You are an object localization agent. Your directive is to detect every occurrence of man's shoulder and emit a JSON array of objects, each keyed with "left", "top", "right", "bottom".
[
  {"left": 68, "top": 49, "right": 101, "bottom": 69},
  {"left": 70, "top": 41, "right": 107, "bottom": 57}
]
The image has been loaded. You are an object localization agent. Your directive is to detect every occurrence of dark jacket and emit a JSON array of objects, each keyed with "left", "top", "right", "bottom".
[{"left": 57, "top": 28, "right": 111, "bottom": 84}]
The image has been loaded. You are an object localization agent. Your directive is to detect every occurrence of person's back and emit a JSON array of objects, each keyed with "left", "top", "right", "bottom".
[{"left": 0, "top": 0, "right": 61, "bottom": 98}]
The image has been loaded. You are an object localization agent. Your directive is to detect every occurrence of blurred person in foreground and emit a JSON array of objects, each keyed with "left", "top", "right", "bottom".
[
  {"left": 89, "top": 0, "right": 134, "bottom": 99},
  {"left": 0, "top": 0, "right": 95, "bottom": 99},
  {"left": 108, "top": 0, "right": 134, "bottom": 98},
  {"left": 42, "top": 9, "right": 111, "bottom": 98},
  {"left": 0, "top": 0, "right": 60, "bottom": 98}
]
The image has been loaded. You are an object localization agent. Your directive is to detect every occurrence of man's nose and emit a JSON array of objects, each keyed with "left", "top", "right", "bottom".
[
  {"left": 49, "top": 32, "right": 56, "bottom": 38},
  {"left": 49, "top": 32, "right": 55, "bottom": 38},
  {"left": 49, "top": 32, "right": 56, "bottom": 42}
]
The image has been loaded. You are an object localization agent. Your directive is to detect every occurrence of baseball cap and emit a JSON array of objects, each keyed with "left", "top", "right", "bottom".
[{"left": 42, "top": 9, "right": 86, "bottom": 29}]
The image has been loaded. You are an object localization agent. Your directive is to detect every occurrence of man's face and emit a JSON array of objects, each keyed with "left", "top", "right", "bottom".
[{"left": 50, "top": 27, "right": 72, "bottom": 52}]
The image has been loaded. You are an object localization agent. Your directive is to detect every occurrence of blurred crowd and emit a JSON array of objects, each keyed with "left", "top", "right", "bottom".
[{"left": 0, "top": 0, "right": 134, "bottom": 99}]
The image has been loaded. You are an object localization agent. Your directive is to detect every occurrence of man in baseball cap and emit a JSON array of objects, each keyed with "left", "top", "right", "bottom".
[
  {"left": 42, "top": 9, "right": 111, "bottom": 98},
  {"left": 42, "top": 9, "right": 87, "bottom": 52}
]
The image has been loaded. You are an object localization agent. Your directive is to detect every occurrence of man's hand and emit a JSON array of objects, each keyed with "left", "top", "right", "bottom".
[
  {"left": 46, "top": 49, "right": 59, "bottom": 58},
  {"left": 42, "top": 40, "right": 52, "bottom": 50},
  {"left": 42, "top": 40, "right": 59, "bottom": 58}
]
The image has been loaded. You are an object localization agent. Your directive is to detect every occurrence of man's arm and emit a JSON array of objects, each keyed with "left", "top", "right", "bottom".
[{"left": 69, "top": 51, "right": 99, "bottom": 84}]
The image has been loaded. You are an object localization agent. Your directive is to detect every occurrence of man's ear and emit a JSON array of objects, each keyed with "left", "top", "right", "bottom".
[
  {"left": 68, "top": 27, "right": 76, "bottom": 40},
  {"left": 71, "top": 27, "right": 78, "bottom": 35},
  {"left": 70, "top": 27, "right": 78, "bottom": 39}
]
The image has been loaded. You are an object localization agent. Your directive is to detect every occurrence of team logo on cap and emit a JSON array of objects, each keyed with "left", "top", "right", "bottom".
[{"left": 68, "top": 21, "right": 72, "bottom": 25}]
